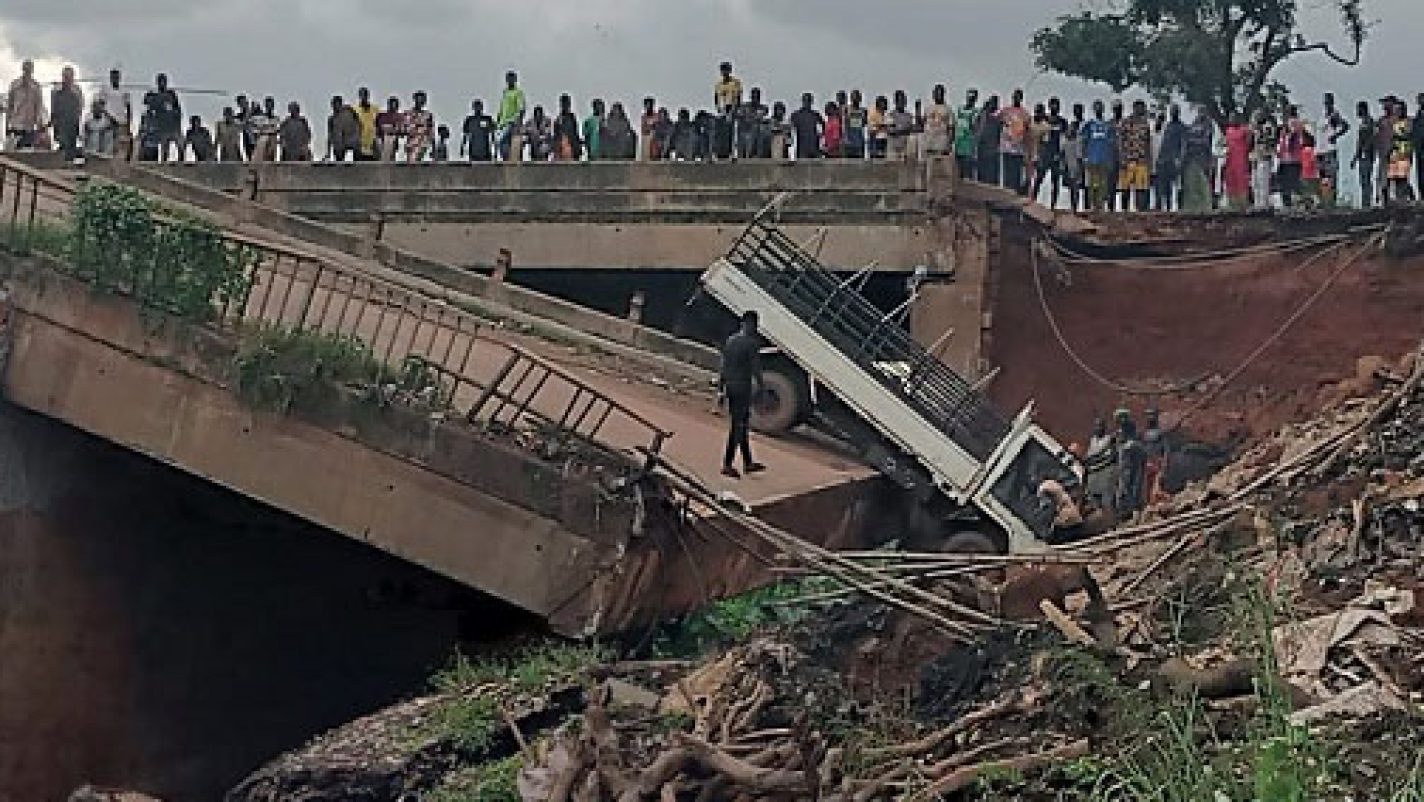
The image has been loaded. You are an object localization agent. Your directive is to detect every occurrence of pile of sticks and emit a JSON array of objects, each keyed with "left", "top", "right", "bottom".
[{"left": 524, "top": 642, "right": 1085, "bottom": 802}]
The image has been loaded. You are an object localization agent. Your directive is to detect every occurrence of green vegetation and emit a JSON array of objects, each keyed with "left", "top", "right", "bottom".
[
  {"left": 431, "top": 642, "right": 610, "bottom": 697},
  {"left": 414, "top": 641, "right": 609, "bottom": 755},
  {"left": 67, "top": 182, "right": 255, "bottom": 321},
  {"left": 991, "top": 581, "right": 1351, "bottom": 802},
  {"left": 1031, "top": 0, "right": 1368, "bottom": 123},
  {"left": 231, "top": 324, "right": 452, "bottom": 412},
  {"left": 653, "top": 580, "right": 827, "bottom": 657},
  {"left": 425, "top": 756, "right": 522, "bottom": 802},
  {"left": 1, "top": 217, "right": 73, "bottom": 260},
  {"left": 232, "top": 324, "right": 388, "bottom": 411},
  {"left": 1390, "top": 756, "right": 1424, "bottom": 802}
]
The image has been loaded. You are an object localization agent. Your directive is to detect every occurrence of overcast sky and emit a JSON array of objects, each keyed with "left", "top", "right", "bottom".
[{"left": 2, "top": 0, "right": 1419, "bottom": 128}]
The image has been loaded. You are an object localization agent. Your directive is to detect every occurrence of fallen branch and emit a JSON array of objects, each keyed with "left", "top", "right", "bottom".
[
  {"left": 904, "top": 739, "right": 1091, "bottom": 801},
  {"left": 619, "top": 734, "right": 808, "bottom": 802},
  {"left": 863, "top": 695, "right": 1036, "bottom": 761}
]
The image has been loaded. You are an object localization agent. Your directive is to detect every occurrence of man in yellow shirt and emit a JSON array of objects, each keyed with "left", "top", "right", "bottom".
[
  {"left": 712, "top": 61, "right": 742, "bottom": 160},
  {"left": 353, "top": 86, "right": 379, "bottom": 161}
]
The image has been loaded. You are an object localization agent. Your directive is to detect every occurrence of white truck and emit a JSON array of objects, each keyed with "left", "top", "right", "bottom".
[{"left": 700, "top": 218, "right": 1080, "bottom": 554}]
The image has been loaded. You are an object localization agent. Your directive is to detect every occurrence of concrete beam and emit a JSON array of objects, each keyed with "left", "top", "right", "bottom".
[{"left": 377, "top": 221, "right": 932, "bottom": 272}]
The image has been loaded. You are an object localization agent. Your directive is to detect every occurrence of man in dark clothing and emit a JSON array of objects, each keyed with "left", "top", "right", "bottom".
[
  {"left": 790, "top": 93, "right": 823, "bottom": 160},
  {"left": 327, "top": 95, "right": 360, "bottom": 161},
  {"left": 1413, "top": 93, "right": 1424, "bottom": 198},
  {"left": 1353, "top": 101, "right": 1376, "bottom": 209},
  {"left": 1032, "top": 97, "right": 1069, "bottom": 207},
  {"left": 143, "top": 73, "right": 182, "bottom": 162},
  {"left": 719, "top": 311, "right": 766, "bottom": 479},
  {"left": 183, "top": 115, "right": 214, "bottom": 162},
  {"left": 461, "top": 99, "right": 495, "bottom": 162},
  {"left": 1155, "top": 105, "right": 1186, "bottom": 211},
  {"left": 51, "top": 66, "right": 85, "bottom": 160}
]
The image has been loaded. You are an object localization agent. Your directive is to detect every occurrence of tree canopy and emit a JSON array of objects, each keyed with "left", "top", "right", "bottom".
[{"left": 1030, "top": 0, "right": 1369, "bottom": 123}]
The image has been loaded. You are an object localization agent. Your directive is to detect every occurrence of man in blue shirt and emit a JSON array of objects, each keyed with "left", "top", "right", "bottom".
[{"left": 1082, "top": 101, "right": 1116, "bottom": 211}]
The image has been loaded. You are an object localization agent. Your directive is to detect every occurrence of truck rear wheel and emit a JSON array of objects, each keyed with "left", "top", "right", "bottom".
[
  {"left": 941, "top": 530, "right": 1004, "bottom": 555},
  {"left": 751, "top": 367, "right": 809, "bottom": 436}
]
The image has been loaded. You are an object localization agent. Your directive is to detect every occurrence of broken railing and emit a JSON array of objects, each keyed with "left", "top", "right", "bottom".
[{"left": 0, "top": 156, "right": 671, "bottom": 464}]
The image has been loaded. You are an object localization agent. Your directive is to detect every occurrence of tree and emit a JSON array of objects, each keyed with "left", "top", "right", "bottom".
[{"left": 1030, "top": 0, "right": 1369, "bottom": 124}]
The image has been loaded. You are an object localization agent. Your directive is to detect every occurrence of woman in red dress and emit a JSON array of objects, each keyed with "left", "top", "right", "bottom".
[{"left": 1223, "top": 113, "right": 1253, "bottom": 209}]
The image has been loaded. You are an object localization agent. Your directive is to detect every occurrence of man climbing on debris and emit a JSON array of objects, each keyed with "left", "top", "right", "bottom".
[
  {"left": 719, "top": 311, "right": 767, "bottom": 479},
  {"left": 1037, "top": 474, "right": 1084, "bottom": 543},
  {"left": 1142, "top": 407, "right": 1168, "bottom": 503},
  {"left": 1114, "top": 409, "right": 1147, "bottom": 518},
  {"left": 1084, "top": 417, "right": 1116, "bottom": 512}
]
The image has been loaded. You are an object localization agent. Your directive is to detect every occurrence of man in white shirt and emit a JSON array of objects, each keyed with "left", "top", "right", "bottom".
[
  {"left": 1317, "top": 92, "right": 1351, "bottom": 205},
  {"left": 96, "top": 68, "right": 133, "bottom": 160}
]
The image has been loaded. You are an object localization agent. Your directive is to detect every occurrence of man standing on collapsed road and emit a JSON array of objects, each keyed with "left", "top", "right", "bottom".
[{"left": 719, "top": 311, "right": 767, "bottom": 479}]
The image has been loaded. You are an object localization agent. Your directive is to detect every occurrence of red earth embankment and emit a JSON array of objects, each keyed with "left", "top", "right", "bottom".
[{"left": 989, "top": 217, "right": 1424, "bottom": 447}]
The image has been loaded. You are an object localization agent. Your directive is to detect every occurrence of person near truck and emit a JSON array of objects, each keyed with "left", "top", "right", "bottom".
[
  {"left": 719, "top": 311, "right": 767, "bottom": 480},
  {"left": 1114, "top": 409, "right": 1147, "bottom": 518}
]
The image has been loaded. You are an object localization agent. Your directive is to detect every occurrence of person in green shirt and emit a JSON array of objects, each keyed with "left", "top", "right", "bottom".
[
  {"left": 496, "top": 70, "right": 526, "bottom": 161},
  {"left": 583, "top": 98, "right": 605, "bottom": 161},
  {"left": 954, "top": 88, "right": 981, "bottom": 180}
]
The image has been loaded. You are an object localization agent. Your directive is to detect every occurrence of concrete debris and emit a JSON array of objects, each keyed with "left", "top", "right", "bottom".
[
  {"left": 1289, "top": 681, "right": 1412, "bottom": 726},
  {"left": 226, "top": 342, "right": 1424, "bottom": 801},
  {"left": 1275, "top": 609, "right": 1400, "bottom": 680}
]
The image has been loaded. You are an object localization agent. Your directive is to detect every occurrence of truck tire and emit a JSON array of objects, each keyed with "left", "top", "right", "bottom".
[
  {"left": 751, "top": 367, "right": 810, "bottom": 436},
  {"left": 941, "top": 530, "right": 1004, "bottom": 555}
]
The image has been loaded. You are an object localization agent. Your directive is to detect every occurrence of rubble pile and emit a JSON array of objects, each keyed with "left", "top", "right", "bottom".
[
  {"left": 502, "top": 346, "right": 1424, "bottom": 800},
  {"left": 224, "top": 348, "right": 1424, "bottom": 801}
]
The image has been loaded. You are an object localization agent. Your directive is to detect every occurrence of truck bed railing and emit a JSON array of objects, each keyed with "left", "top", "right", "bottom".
[{"left": 728, "top": 218, "right": 1010, "bottom": 461}]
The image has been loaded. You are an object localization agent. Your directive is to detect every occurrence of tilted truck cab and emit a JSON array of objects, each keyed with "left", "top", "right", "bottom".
[{"left": 700, "top": 218, "right": 1080, "bottom": 554}]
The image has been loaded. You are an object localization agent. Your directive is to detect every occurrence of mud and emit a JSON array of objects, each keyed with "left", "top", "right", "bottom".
[{"left": 989, "top": 216, "right": 1424, "bottom": 446}]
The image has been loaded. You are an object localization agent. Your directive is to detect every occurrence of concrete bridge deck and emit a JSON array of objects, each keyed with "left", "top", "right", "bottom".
[
  {"left": 0, "top": 156, "right": 875, "bottom": 635},
  {"left": 143, "top": 159, "right": 946, "bottom": 274}
]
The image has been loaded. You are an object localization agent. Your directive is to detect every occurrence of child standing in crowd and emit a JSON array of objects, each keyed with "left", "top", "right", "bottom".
[
  {"left": 432, "top": 125, "right": 450, "bottom": 161},
  {"left": 822, "top": 101, "right": 843, "bottom": 158},
  {"left": 81, "top": 98, "right": 115, "bottom": 157},
  {"left": 183, "top": 114, "right": 214, "bottom": 162}
]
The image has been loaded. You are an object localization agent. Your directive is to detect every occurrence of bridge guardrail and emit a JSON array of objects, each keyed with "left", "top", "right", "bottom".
[{"left": 0, "top": 156, "right": 671, "bottom": 466}]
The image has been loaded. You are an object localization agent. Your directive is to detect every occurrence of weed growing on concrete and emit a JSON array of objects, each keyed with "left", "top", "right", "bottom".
[
  {"left": 67, "top": 182, "right": 254, "bottom": 321},
  {"left": 4, "top": 218, "right": 73, "bottom": 260},
  {"left": 410, "top": 642, "right": 607, "bottom": 797},
  {"left": 232, "top": 323, "right": 387, "bottom": 411},
  {"left": 432, "top": 642, "right": 611, "bottom": 696}
]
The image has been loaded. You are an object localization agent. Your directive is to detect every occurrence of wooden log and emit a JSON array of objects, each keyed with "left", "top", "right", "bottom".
[
  {"left": 904, "top": 739, "right": 1091, "bottom": 801},
  {"left": 1039, "top": 600, "right": 1097, "bottom": 647},
  {"left": 863, "top": 696, "right": 1034, "bottom": 761},
  {"left": 619, "top": 735, "right": 807, "bottom": 802}
]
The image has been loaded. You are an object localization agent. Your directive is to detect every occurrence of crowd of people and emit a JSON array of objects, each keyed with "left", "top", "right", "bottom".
[{"left": 7, "top": 58, "right": 1424, "bottom": 211}]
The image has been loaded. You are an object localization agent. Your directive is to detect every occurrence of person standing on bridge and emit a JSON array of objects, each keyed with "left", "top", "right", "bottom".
[
  {"left": 461, "top": 99, "right": 495, "bottom": 162},
  {"left": 719, "top": 311, "right": 767, "bottom": 480},
  {"left": 496, "top": 71, "right": 526, "bottom": 161},
  {"left": 6, "top": 59, "right": 46, "bottom": 150},
  {"left": 50, "top": 66, "right": 84, "bottom": 161}
]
